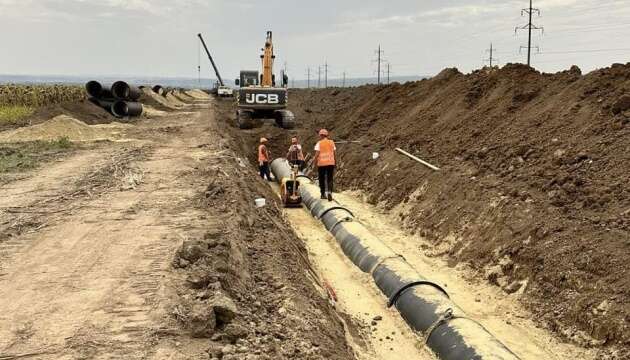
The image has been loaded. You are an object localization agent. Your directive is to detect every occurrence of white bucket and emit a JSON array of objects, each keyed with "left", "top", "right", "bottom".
[
  {"left": 255, "top": 198, "right": 266, "bottom": 208},
  {"left": 372, "top": 152, "right": 380, "bottom": 160}
]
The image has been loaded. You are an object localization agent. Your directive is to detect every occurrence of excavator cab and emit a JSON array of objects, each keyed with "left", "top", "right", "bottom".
[{"left": 235, "top": 71, "right": 259, "bottom": 87}]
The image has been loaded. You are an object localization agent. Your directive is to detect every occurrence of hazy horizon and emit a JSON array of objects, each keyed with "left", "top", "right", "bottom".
[{"left": 1, "top": 1, "right": 629, "bottom": 83}]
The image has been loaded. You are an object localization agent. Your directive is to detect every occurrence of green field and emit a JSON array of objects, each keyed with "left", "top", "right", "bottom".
[
  {"left": 0, "top": 137, "right": 74, "bottom": 176},
  {"left": 0, "top": 105, "right": 35, "bottom": 126}
]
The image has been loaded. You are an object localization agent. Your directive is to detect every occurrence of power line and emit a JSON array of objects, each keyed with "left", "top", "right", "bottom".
[
  {"left": 317, "top": 66, "right": 321, "bottom": 88},
  {"left": 305, "top": 67, "right": 311, "bottom": 88},
  {"left": 515, "top": 0, "right": 544, "bottom": 66},
  {"left": 484, "top": 43, "right": 499, "bottom": 67},
  {"left": 540, "top": 48, "right": 630, "bottom": 55},
  {"left": 373, "top": 45, "right": 385, "bottom": 84},
  {"left": 324, "top": 61, "right": 329, "bottom": 88}
]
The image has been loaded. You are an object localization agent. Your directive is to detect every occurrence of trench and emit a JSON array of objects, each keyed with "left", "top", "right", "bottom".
[
  {"left": 254, "top": 158, "right": 598, "bottom": 360},
  {"left": 268, "top": 182, "right": 434, "bottom": 360}
]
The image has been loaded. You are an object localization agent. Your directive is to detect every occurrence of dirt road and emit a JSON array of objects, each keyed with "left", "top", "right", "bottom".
[{"left": 0, "top": 110, "right": 215, "bottom": 358}]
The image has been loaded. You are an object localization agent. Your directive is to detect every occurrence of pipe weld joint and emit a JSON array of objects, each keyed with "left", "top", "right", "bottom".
[
  {"left": 317, "top": 206, "right": 354, "bottom": 220},
  {"left": 330, "top": 218, "right": 353, "bottom": 233},
  {"left": 423, "top": 308, "right": 455, "bottom": 344},
  {"left": 387, "top": 280, "right": 450, "bottom": 308},
  {"left": 369, "top": 254, "right": 405, "bottom": 274}
]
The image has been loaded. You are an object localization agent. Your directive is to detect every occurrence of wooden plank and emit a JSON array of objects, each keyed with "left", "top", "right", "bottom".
[{"left": 395, "top": 148, "right": 441, "bottom": 171}]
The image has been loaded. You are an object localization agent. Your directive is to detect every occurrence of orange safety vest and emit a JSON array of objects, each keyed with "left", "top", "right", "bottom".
[
  {"left": 258, "top": 144, "right": 269, "bottom": 162},
  {"left": 317, "top": 139, "right": 336, "bottom": 166}
]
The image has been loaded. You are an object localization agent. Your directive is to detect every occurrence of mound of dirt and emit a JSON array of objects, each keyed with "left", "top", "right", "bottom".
[
  {"left": 141, "top": 105, "right": 168, "bottom": 118},
  {"left": 166, "top": 92, "right": 187, "bottom": 107},
  {"left": 139, "top": 87, "right": 181, "bottom": 110},
  {"left": 4, "top": 99, "right": 118, "bottom": 132},
  {"left": 185, "top": 89, "right": 211, "bottom": 100},
  {"left": 0, "top": 114, "right": 131, "bottom": 142},
  {"left": 234, "top": 63, "right": 629, "bottom": 354}
]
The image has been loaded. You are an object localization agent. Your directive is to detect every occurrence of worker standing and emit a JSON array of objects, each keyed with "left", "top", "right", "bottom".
[
  {"left": 286, "top": 137, "right": 305, "bottom": 169},
  {"left": 258, "top": 137, "right": 272, "bottom": 181},
  {"left": 314, "top": 129, "right": 336, "bottom": 201}
]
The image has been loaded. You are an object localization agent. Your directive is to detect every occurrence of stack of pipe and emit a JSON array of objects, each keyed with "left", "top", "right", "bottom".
[
  {"left": 270, "top": 158, "right": 521, "bottom": 360},
  {"left": 85, "top": 80, "right": 143, "bottom": 118},
  {"left": 152, "top": 85, "right": 165, "bottom": 95}
]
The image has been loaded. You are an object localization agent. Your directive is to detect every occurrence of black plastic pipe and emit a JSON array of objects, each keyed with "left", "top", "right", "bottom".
[
  {"left": 111, "top": 81, "right": 142, "bottom": 101},
  {"left": 112, "top": 101, "right": 143, "bottom": 118},
  {"left": 90, "top": 98, "right": 114, "bottom": 112},
  {"left": 270, "top": 158, "right": 521, "bottom": 360},
  {"left": 152, "top": 85, "right": 164, "bottom": 95},
  {"left": 85, "top": 80, "right": 113, "bottom": 99}
]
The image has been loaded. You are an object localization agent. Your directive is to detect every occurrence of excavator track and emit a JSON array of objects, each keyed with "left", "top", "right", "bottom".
[
  {"left": 236, "top": 110, "right": 255, "bottom": 129},
  {"left": 275, "top": 109, "right": 296, "bottom": 129}
]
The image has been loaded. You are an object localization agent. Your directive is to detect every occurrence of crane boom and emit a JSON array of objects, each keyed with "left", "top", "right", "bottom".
[{"left": 197, "top": 33, "right": 224, "bottom": 86}]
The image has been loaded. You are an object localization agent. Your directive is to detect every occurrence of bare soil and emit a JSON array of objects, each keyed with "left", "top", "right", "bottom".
[
  {"left": 230, "top": 63, "right": 629, "bottom": 357},
  {"left": 0, "top": 98, "right": 354, "bottom": 359}
]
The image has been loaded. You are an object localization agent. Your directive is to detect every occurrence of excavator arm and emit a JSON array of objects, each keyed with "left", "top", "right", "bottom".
[{"left": 260, "top": 31, "right": 275, "bottom": 87}]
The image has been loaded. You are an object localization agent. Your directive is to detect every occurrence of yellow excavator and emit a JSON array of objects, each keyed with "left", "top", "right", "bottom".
[{"left": 234, "top": 31, "right": 295, "bottom": 129}]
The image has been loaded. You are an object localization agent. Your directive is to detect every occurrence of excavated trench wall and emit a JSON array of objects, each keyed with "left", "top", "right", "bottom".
[{"left": 283, "top": 64, "right": 630, "bottom": 353}]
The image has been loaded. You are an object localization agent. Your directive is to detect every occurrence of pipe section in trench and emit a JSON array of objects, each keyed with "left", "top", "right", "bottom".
[{"left": 270, "top": 158, "right": 521, "bottom": 360}]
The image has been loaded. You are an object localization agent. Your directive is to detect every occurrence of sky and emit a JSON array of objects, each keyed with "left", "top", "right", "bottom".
[{"left": 1, "top": 0, "right": 629, "bottom": 80}]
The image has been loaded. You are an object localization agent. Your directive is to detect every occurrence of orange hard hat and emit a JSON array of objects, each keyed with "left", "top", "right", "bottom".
[
  {"left": 319, "top": 129, "right": 329, "bottom": 136},
  {"left": 260, "top": 137, "right": 268, "bottom": 143}
]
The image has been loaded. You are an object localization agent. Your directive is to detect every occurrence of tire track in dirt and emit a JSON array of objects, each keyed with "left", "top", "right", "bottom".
[
  {"left": 0, "top": 110, "right": 218, "bottom": 359},
  {"left": 0, "top": 145, "right": 146, "bottom": 268}
]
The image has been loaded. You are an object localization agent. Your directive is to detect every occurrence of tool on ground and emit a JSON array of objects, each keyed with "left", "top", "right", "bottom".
[{"left": 234, "top": 31, "right": 295, "bottom": 129}]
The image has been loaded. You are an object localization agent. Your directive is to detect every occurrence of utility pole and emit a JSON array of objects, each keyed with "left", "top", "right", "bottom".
[
  {"left": 324, "top": 62, "right": 329, "bottom": 88},
  {"left": 317, "top": 66, "right": 321, "bottom": 88},
  {"left": 305, "top": 67, "right": 311, "bottom": 88},
  {"left": 386, "top": 63, "right": 391, "bottom": 84},
  {"left": 373, "top": 45, "right": 385, "bottom": 84},
  {"left": 484, "top": 43, "right": 499, "bottom": 67},
  {"left": 516, "top": 0, "right": 543, "bottom": 66}
]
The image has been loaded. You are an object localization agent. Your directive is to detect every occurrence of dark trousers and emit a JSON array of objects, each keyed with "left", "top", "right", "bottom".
[
  {"left": 318, "top": 165, "right": 335, "bottom": 196},
  {"left": 259, "top": 162, "right": 271, "bottom": 181}
]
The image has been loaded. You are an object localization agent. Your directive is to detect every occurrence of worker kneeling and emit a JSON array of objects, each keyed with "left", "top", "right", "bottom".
[
  {"left": 280, "top": 163, "right": 302, "bottom": 207},
  {"left": 314, "top": 129, "right": 336, "bottom": 201}
]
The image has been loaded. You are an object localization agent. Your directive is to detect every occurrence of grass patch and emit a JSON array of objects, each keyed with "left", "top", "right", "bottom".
[
  {"left": 0, "top": 137, "right": 74, "bottom": 175},
  {"left": 0, "top": 105, "right": 35, "bottom": 126}
]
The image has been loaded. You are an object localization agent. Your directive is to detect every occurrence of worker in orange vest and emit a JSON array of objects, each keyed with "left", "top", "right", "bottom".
[
  {"left": 313, "top": 129, "right": 336, "bottom": 201},
  {"left": 286, "top": 137, "right": 305, "bottom": 169},
  {"left": 258, "top": 137, "right": 272, "bottom": 181}
]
